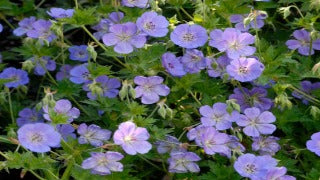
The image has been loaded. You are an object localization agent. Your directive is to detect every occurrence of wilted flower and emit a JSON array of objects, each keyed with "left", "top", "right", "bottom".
[
  {"left": 27, "top": 19, "right": 56, "bottom": 42},
  {"left": 180, "top": 49, "right": 206, "bottom": 74},
  {"left": 102, "top": 22, "right": 147, "bottom": 54},
  {"left": 252, "top": 136, "right": 280, "bottom": 155},
  {"left": 92, "top": 12, "right": 124, "bottom": 40},
  {"left": 236, "top": 107, "right": 276, "bottom": 137},
  {"left": 56, "top": 64, "right": 73, "bottom": 81},
  {"left": 170, "top": 24, "right": 208, "bottom": 49},
  {"left": 17, "top": 108, "right": 44, "bottom": 127},
  {"left": 209, "top": 28, "right": 256, "bottom": 60},
  {"left": 78, "top": 123, "right": 112, "bottom": 147},
  {"left": 43, "top": 99, "right": 80, "bottom": 123},
  {"left": 84, "top": 75, "right": 121, "bottom": 100},
  {"left": 292, "top": 81, "right": 320, "bottom": 105},
  {"left": 18, "top": 123, "right": 61, "bottom": 153},
  {"left": 155, "top": 135, "right": 187, "bottom": 154},
  {"left": 168, "top": 152, "right": 201, "bottom": 173},
  {"left": 68, "top": 45, "right": 90, "bottom": 62},
  {"left": 234, "top": 153, "right": 277, "bottom": 179},
  {"left": 47, "top": 8, "right": 74, "bottom": 19},
  {"left": 13, "top": 16, "right": 36, "bottom": 36},
  {"left": 69, "top": 63, "right": 91, "bottom": 84},
  {"left": 226, "top": 57, "right": 264, "bottom": 82},
  {"left": 161, "top": 52, "right": 186, "bottom": 77},
  {"left": 286, "top": 29, "right": 320, "bottom": 56},
  {"left": 266, "top": 167, "right": 296, "bottom": 180},
  {"left": 199, "top": 102, "right": 234, "bottom": 130},
  {"left": 136, "top": 11, "right": 169, "bottom": 37},
  {"left": 31, "top": 56, "right": 56, "bottom": 76},
  {"left": 306, "top": 132, "right": 320, "bottom": 156},
  {"left": 122, "top": 0, "right": 149, "bottom": 8},
  {"left": 229, "top": 87, "right": 273, "bottom": 112},
  {"left": 81, "top": 151, "right": 124, "bottom": 175},
  {"left": 0, "top": 67, "right": 29, "bottom": 88},
  {"left": 113, "top": 121, "right": 152, "bottom": 155},
  {"left": 134, "top": 76, "right": 170, "bottom": 104}
]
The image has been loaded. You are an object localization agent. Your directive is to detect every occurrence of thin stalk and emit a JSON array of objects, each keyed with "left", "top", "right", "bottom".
[
  {"left": 74, "top": 0, "right": 79, "bottom": 9},
  {"left": 68, "top": 95, "right": 90, "bottom": 116},
  {"left": 35, "top": 0, "right": 46, "bottom": 9},
  {"left": 0, "top": 151, "right": 9, "bottom": 159},
  {"left": 138, "top": 155, "right": 163, "bottom": 172},
  {"left": 45, "top": 169, "right": 59, "bottom": 180},
  {"left": 1, "top": 17, "right": 14, "bottom": 29},
  {"left": 61, "top": 160, "right": 74, "bottom": 180},
  {"left": 29, "top": 170, "right": 46, "bottom": 180},
  {"left": 180, "top": 7, "right": 194, "bottom": 21},
  {"left": 188, "top": 90, "right": 201, "bottom": 106},
  {"left": 81, "top": 26, "right": 129, "bottom": 69},
  {"left": 147, "top": 106, "right": 159, "bottom": 119},
  {"left": 8, "top": 92, "right": 15, "bottom": 124}
]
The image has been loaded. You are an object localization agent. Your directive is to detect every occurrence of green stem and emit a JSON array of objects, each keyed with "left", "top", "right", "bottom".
[
  {"left": 0, "top": 151, "right": 9, "bottom": 159},
  {"left": 74, "top": 0, "right": 79, "bottom": 9},
  {"left": 138, "top": 155, "right": 163, "bottom": 172},
  {"left": 81, "top": 26, "right": 129, "bottom": 69},
  {"left": 1, "top": 17, "right": 14, "bottom": 29},
  {"left": 147, "top": 106, "right": 159, "bottom": 119},
  {"left": 188, "top": 90, "right": 201, "bottom": 106},
  {"left": 8, "top": 92, "right": 15, "bottom": 124},
  {"left": 68, "top": 95, "right": 90, "bottom": 116},
  {"left": 45, "top": 169, "right": 59, "bottom": 180},
  {"left": 180, "top": 7, "right": 194, "bottom": 21},
  {"left": 35, "top": 0, "right": 46, "bottom": 9},
  {"left": 29, "top": 170, "right": 46, "bottom": 180},
  {"left": 289, "top": 85, "right": 320, "bottom": 104},
  {"left": 61, "top": 160, "right": 74, "bottom": 180}
]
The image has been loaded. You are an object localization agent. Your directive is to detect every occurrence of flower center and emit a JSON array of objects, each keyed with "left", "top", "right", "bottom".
[
  {"left": 168, "top": 63, "right": 175, "bottom": 69},
  {"left": 244, "top": 164, "right": 257, "bottom": 174},
  {"left": 118, "top": 34, "right": 131, "bottom": 42},
  {"left": 143, "top": 84, "right": 153, "bottom": 92},
  {"left": 144, "top": 22, "right": 155, "bottom": 31},
  {"left": 82, "top": 72, "right": 90, "bottom": 79},
  {"left": 230, "top": 41, "right": 241, "bottom": 50},
  {"left": 11, "top": 75, "right": 20, "bottom": 82},
  {"left": 30, "top": 133, "right": 43, "bottom": 143},
  {"left": 124, "top": 135, "right": 133, "bottom": 142},
  {"left": 191, "top": 54, "right": 201, "bottom": 62},
  {"left": 182, "top": 33, "right": 194, "bottom": 42},
  {"left": 212, "top": 114, "right": 223, "bottom": 122},
  {"left": 97, "top": 157, "right": 109, "bottom": 166},
  {"left": 239, "top": 66, "right": 248, "bottom": 74}
]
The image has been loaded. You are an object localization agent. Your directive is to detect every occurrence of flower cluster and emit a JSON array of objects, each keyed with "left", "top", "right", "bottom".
[{"left": 3, "top": 0, "right": 320, "bottom": 179}]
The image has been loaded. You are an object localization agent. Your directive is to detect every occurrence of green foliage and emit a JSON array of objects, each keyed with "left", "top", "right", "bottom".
[
  {"left": 63, "top": 8, "right": 98, "bottom": 26},
  {"left": 5, "top": 151, "right": 56, "bottom": 170}
]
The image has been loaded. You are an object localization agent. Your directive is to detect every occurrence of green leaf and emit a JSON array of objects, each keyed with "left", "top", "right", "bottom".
[
  {"left": 5, "top": 151, "right": 56, "bottom": 170},
  {"left": 63, "top": 8, "right": 98, "bottom": 26}
]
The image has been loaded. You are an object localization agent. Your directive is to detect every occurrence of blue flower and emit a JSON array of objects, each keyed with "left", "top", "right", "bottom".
[
  {"left": 68, "top": 45, "right": 90, "bottom": 62},
  {"left": 136, "top": 11, "right": 169, "bottom": 37},
  {"left": 18, "top": 123, "right": 61, "bottom": 153},
  {"left": 170, "top": 24, "right": 208, "bottom": 49},
  {"left": 0, "top": 67, "right": 29, "bottom": 88},
  {"left": 77, "top": 123, "right": 112, "bottom": 147}
]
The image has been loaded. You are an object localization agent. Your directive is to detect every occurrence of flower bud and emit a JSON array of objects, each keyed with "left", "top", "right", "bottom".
[{"left": 22, "top": 60, "right": 35, "bottom": 72}]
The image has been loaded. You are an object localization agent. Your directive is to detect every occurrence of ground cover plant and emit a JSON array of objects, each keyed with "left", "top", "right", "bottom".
[{"left": 1, "top": 0, "right": 320, "bottom": 179}]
